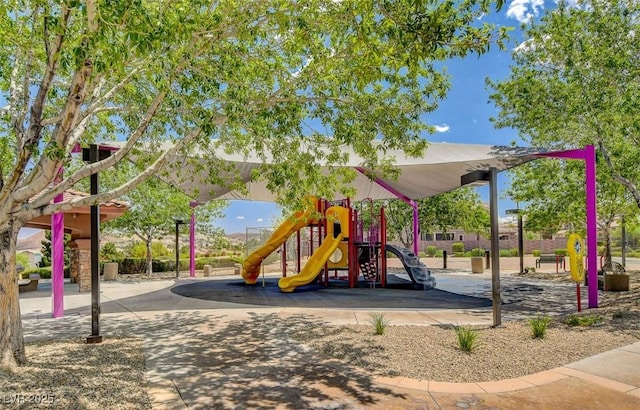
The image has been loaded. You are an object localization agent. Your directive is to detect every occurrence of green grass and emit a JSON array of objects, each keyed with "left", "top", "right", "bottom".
[
  {"left": 529, "top": 314, "right": 552, "bottom": 339},
  {"left": 454, "top": 326, "right": 479, "bottom": 353},
  {"left": 369, "top": 312, "right": 390, "bottom": 335},
  {"left": 565, "top": 314, "right": 603, "bottom": 327}
]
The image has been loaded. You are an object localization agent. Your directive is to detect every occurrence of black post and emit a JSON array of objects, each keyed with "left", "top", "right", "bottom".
[
  {"left": 87, "top": 144, "right": 103, "bottom": 344},
  {"left": 517, "top": 213, "right": 524, "bottom": 274},
  {"left": 175, "top": 220, "right": 183, "bottom": 278},
  {"left": 443, "top": 250, "right": 447, "bottom": 269},
  {"left": 485, "top": 250, "right": 490, "bottom": 269}
]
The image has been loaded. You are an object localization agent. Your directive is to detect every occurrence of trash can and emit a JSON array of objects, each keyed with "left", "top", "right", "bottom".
[
  {"left": 471, "top": 257, "right": 484, "bottom": 273},
  {"left": 104, "top": 262, "right": 118, "bottom": 281}
]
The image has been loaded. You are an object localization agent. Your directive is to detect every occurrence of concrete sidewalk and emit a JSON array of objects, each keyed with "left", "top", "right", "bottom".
[{"left": 20, "top": 276, "right": 640, "bottom": 409}]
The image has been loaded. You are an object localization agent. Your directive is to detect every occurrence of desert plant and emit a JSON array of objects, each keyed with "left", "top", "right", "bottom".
[
  {"left": 532, "top": 249, "right": 541, "bottom": 257},
  {"left": 435, "top": 249, "right": 444, "bottom": 257},
  {"left": 452, "top": 242, "right": 465, "bottom": 254},
  {"left": 565, "top": 314, "right": 603, "bottom": 327},
  {"left": 510, "top": 248, "right": 519, "bottom": 257},
  {"left": 454, "top": 326, "right": 478, "bottom": 353},
  {"left": 499, "top": 249, "right": 511, "bottom": 257},
  {"left": 470, "top": 248, "right": 484, "bottom": 257},
  {"left": 554, "top": 249, "right": 568, "bottom": 256},
  {"left": 529, "top": 314, "right": 552, "bottom": 339},
  {"left": 425, "top": 246, "right": 437, "bottom": 257},
  {"left": 369, "top": 313, "right": 390, "bottom": 335}
]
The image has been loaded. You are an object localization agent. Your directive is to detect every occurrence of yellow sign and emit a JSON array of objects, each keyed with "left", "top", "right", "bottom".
[{"left": 567, "top": 233, "right": 585, "bottom": 282}]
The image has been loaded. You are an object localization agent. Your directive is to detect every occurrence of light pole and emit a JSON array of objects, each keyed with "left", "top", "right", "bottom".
[
  {"left": 175, "top": 219, "right": 185, "bottom": 278},
  {"left": 506, "top": 208, "right": 524, "bottom": 274}
]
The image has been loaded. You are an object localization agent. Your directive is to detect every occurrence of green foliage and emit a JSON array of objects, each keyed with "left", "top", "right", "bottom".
[
  {"left": 21, "top": 266, "right": 70, "bottom": 279},
  {"left": 499, "top": 249, "right": 511, "bottom": 257},
  {"left": 15, "top": 253, "right": 30, "bottom": 269},
  {"left": 418, "top": 251, "right": 427, "bottom": 258},
  {"left": 369, "top": 313, "right": 390, "bottom": 335},
  {"left": 510, "top": 248, "right": 519, "bottom": 257},
  {"left": 40, "top": 231, "right": 71, "bottom": 268},
  {"left": 532, "top": 250, "right": 542, "bottom": 257},
  {"left": 489, "top": 0, "right": 640, "bottom": 247},
  {"left": 384, "top": 188, "right": 489, "bottom": 248},
  {"left": 452, "top": 242, "right": 465, "bottom": 253},
  {"left": 470, "top": 248, "right": 484, "bottom": 257},
  {"left": 425, "top": 246, "right": 437, "bottom": 257},
  {"left": 565, "top": 314, "right": 603, "bottom": 327},
  {"left": 100, "top": 243, "right": 122, "bottom": 262},
  {"left": 554, "top": 249, "right": 568, "bottom": 257},
  {"left": 529, "top": 314, "right": 552, "bottom": 339},
  {"left": 454, "top": 326, "right": 478, "bottom": 353},
  {"left": 435, "top": 249, "right": 444, "bottom": 257},
  {"left": 127, "top": 241, "right": 170, "bottom": 259}
]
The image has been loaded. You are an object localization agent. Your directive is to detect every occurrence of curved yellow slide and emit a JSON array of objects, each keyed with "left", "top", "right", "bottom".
[
  {"left": 279, "top": 205, "right": 348, "bottom": 293},
  {"left": 242, "top": 207, "right": 314, "bottom": 285}
]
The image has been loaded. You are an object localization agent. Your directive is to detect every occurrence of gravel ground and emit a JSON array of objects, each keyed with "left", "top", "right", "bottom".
[
  {"left": 289, "top": 271, "right": 640, "bottom": 383},
  {"left": 0, "top": 337, "right": 150, "bottom": 410}
]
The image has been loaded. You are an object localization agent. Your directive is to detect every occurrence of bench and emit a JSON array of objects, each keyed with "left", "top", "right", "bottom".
[
  {"left": 535, "top": 254, "right": 565, "bottom": 273},
  {"left": 598, "top": 262, "right": 629, "bottom": 291},
  {"left": 18, "top": 274, "right": 40, "bottom": 293}
]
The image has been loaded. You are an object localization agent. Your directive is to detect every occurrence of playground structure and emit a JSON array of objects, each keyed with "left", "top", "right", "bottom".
[{"left": 241, "top": 197, "right": 436, "bottom": 292}]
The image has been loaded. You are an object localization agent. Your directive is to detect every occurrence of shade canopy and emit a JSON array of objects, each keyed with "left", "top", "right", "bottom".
[{"left": 107, "top": 141, "right": 545, "bottom": 204}]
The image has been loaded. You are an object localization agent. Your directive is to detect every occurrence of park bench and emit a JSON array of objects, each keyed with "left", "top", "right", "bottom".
[
  {"left": 535, "top": 254, "right": 565, "bottom": 273},
  {"left": 18, "top": 273, "right": 40, "bottom": 293}
]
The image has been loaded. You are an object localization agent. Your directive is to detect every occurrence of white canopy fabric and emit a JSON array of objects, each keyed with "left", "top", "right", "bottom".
[{"left": 109, "top": 141, "right": 544, "bottom": 203}]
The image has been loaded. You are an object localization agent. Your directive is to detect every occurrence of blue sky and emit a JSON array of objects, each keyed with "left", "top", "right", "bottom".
[{"left": 215, "top": 1, "right": 555, "bottom": 234}]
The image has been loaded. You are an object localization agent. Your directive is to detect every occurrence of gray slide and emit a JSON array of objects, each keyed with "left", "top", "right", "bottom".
[{"left": 385, "top": 244, "right": 436, "bottom": 290}]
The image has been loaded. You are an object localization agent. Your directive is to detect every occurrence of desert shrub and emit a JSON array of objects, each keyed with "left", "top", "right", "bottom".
[
  {"left": 510, "top": 248, "right": 519, "bottom": 257},
  {"left": 425, "top": 246, "right": 438, "bottom": 257},
  {"left": 532, "top": 249, "right": 541, "bottom": 257},
  {"left": 565, "top": 314, "right": 602, "bottom": 327},
  {"left": 554, "top": 249, "right": 568, "bottom": 256},
  {"left": 418, "top": 251, "right": 427, "bottom": 258},
  {"left": 369, "top": 313, "right": 390, "bottom": 335},
  {"left": 470, "top": 248, "right": 484, "bottom": 257},
  {"left": 499, "top": 249, "right": 511, "bottom": 257},
  {"left": 529, "top": 314, "right": 552, "bottom": 339},
  {"left": 100, "top": 242, "right": 122, "bottom": 261},
  {"left": 435, "top": 249, "right": 444, "bottom": 257},
  {"left": 452, "top": 242, "right": 465, "bottom": 253},
  {"left": 454, "top": 326, "right": 478, "bottom": 353},
  {"left": 21, "top": 266, "right": 70, "bottom": 279}
]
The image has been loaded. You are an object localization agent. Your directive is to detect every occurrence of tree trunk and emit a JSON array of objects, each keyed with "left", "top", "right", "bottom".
[
  {"left": 0, "top": 220, "right": 26, "bottom": 372},
  {"left": 145, "top": 237, "right": 153, "bottom": 276}
]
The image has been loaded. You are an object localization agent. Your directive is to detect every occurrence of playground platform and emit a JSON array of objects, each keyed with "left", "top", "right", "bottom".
[{"left": 19, "top": 273, "right": 640, "bottom": 409}]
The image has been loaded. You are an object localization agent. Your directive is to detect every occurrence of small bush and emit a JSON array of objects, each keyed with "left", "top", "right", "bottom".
[
  {"left": 470, "top": 248, "right": 484, "bottom": 257},
  {"left": 418, "top": 251, "right": 427, "bottom": 258},
  {"left": 435, "top": 250, "right": 444, "bottom": 257},
  {"left": 554, "top": 249, "right": 568, "bottom": 256},
  {"left": 21, "top": 266, "right": 70, "bottom": 279},
  {"left": 454, "top": 252, "right": 465, "bottom": 257},
  {"left": 565, "top": 314, "right": 602, "bottom": 327},
  {"left": 425, "top": 246, "right": 437, "bottom": 257},
  {"left": 532, "top": 249, "right": 541, "bottom": 257},
  {"left": 510, "top": 248, "right": 519, "bottom": 257},
  {"left": 452, "top": 242, "right": 465, "bottom": 253},
  {"left": 369, "top": 313, "right": 390, "bottom": 335},
  {"left": 499, "top": 249, "right": 511, "bottom": 257},
  {"left": 454, "top": 326, "right": 478, "bottom": 353},
  {"left": 529, "top": 314, "right": 552, "bottom": 339}
]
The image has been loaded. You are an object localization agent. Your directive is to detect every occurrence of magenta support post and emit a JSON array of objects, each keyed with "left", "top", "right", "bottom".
[
  {"left": 52, "top": 169, "right": 64, "bottom": 318},
  {"left": 537, "top": 145, "right": 598, "bottom": 308},
  {"left": 355, "top": 167, "right": 419, "bottom": 255},
  {"left": 189, "top": 201, "right": 198, "bottom": 277}
]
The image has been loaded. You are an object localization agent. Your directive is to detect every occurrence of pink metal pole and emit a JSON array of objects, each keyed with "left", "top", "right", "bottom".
[
  {"left": 189, "top": 202, "right": 197, "bottom": 277},
  {"left": 537, "top": 145, "right": 598, "bottom": 308},
  {"left": 585, "top": 145, "right": 598, "bottom": 308},
  {"left": 52, "top": 169, "right": 64, "bottom": 318}
]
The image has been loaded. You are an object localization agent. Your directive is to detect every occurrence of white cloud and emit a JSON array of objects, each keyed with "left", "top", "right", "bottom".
[
  {"left": 236, "top": 216, "right": 245, "bottom": 220},
  {"left": 434, "top": 124, "right": 450, "bottom": 133},
  {"left": 506, "top": 0, "right": 545, "bottom": 23},
  {"left": 257, "top": 218, "right": 263, "bottom": 222}
]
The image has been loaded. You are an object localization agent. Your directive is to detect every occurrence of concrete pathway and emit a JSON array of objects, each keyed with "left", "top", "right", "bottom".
[{"left": 19, "top": 274, "right": 640, "bottom": 409}]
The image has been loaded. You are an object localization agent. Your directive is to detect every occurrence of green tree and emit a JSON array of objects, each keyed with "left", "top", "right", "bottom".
[
  {"left": 384, "top": 187, "right": 489, "bottom": 248},
  {"left": 488, "top": 0, "right": 639, "bottom": 260},
  {"left": 104, "top": 174, "right": 226, "bottom": 275},
  {"left": 0, "top": 0, "right": 506, "bottom": 371}
]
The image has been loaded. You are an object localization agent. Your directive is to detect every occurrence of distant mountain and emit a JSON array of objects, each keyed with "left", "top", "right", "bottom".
[{"left": 16, "top": 230, "right": 45, "bottom": 252}]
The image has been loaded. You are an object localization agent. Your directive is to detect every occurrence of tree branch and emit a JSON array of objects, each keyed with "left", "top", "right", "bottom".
[{"left": 597, "top": 140, "right": 640, "bottom": 209}]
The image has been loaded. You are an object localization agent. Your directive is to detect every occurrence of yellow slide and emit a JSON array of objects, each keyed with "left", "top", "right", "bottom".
[
  {"left": 278, "top": 205, "right": 349, "bottom": 293},
  {"left": 242, "top": 199, "right": 316, "bottom": 284}
]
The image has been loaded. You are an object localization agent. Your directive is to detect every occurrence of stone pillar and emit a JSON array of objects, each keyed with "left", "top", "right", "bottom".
[{"left": 69, "top": 239, "right": 92, "bottom": 292}]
